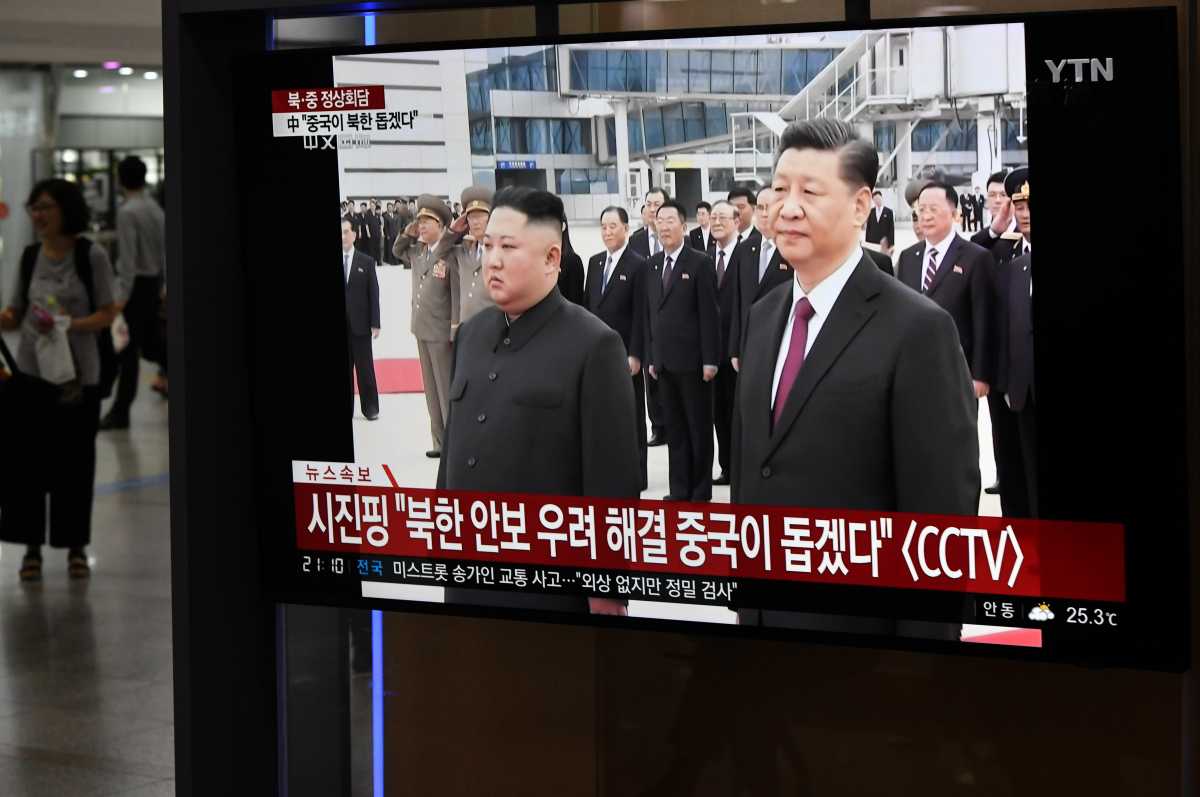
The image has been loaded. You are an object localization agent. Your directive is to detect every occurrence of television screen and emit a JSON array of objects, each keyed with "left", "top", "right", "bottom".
[{"left": 241, "top": 7, "right": 1187, "bottom": 668}]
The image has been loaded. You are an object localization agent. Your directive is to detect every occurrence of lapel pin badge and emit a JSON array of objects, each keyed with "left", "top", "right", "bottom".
[
  {"left": 682, "top": 273, "right": 690, "bottom": 280},
  {"left": 953, "top": 265, "right": 964, "bottom": 274},
  {"left": 620, "top": 274, "right": 627, "bottom": 281}
]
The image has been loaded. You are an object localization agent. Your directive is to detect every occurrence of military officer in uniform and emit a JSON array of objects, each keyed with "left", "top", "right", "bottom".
[
  {"left": 393, "top": 194, "right": 458, "bottom": 458},
  {"left": 438, "top": 186, "right": 639, "bottom": 614},
  {"left": 433, "top": 186, "right": 495, "bottom": 338}
]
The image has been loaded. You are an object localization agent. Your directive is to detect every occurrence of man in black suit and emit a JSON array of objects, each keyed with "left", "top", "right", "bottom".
[
  {"left": 382, "top": 201, "right": 401, "bottom": 265},
  {"left": 972, "top": 187, "right": 986, "bottom": 233},
  {"left": 353, "top": 202, "right": 371, "bottom": 255},
  {"left": 627, "top": 188, "right": 669, "bottom": 446},
  {"left": 585, "top": 206, "right": 649, "bottom": 490},
  {"left": 897, "top": 182, "right": 995, "bottom": 403},
  {"left": 728, "top": 186, "right": 793, "bottom": 373},
  {"left": 706, "top": 200, "right": 741, "bottom": 486},
  {"left": 996, "top": 167, "right": 1035, "bottom": 517},
  {"left": 688, "top": 201, "right": 713, "bottom": 252},
  {"left": 340, "top": 218, "right": 381, "bottom": 420},
  {"left": 628, "top": 188, "right": 667, "bottom": 259},
  {"left": 439, "top": 187, "right": 638, "bottom": 614},
  {"left": 645, "top": 200, "right": 720, "bottom": 502},
  {"left": 364, "top": 200, "right": 384, "bottom": 262},
  {"left": 727, "top": 185, "right": 761, "bottom": 250},
  {"left": 864, "top": 190, "right": 895, "bottom": 254},
  {"left": 732, "top": 118, "right": 978, "bottom": 515}
]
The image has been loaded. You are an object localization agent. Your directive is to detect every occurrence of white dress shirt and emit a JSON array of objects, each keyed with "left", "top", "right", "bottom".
[
  {"left": 601, "top": 243, "right": 628, "bottom": 290},
  {"left": 646, "top": 228, "right": 662, "bottom": 256},
  {"left": 770, "top": 245, "right": 863, "bottom": 409},
  {"left": 758, "top": 237, "right": 776, "bottom": 282},
  {"left": 922, "top": 227, "right": 959, "bottom": 289},
  {"left": 714, "top": 238, "right": 737, "bottom": 279}
]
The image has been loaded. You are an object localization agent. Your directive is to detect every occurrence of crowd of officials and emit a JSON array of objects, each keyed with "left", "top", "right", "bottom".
[{"left": 338, "top": 120, "right": 1037, "bottom": 612}]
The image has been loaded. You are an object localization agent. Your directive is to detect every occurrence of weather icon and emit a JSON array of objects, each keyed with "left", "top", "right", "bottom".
[{"left": 1028, "top": 602, "right": 1055, "bottom": 622}]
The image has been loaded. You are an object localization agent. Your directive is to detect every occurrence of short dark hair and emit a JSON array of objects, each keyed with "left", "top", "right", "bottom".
[
  {"left": 695, "top": 201, "right": 712, "bottom": 213},
  {"left": 727, "top": 185, "right": 757, "bottom": 205},
  {"left": 872, "top": 190, "right": 883, "bottom": 198},
  {"left": 920, "top": 181, "right": 959, "bottom": 209},
  {"left": 776, "top": 119, "right": 878, "bottom": 192},
  {"left": 656, "top": 199, "right": 687, "bottom": 224},
  {"left": 986, "top": 170, "right": 1008, "bottom": 189},
  {"left": 117, "top": 156, "right": 148, "bottom": 190},
  {"left": 27, "top": 178, "right": 89, "bottom": 236},
  {"left": 492, "top": 186, "right": 566, "bottom": 236},
  {"left": 600, "top": 205, "right": 629, "bottom": 225},
  {"left": 645, "top": 187, "right": 669, "bottom": 203}
]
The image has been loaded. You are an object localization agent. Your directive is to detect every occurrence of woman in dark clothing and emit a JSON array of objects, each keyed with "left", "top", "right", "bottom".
[
  {"left": 557, "top": 219, "right": 586, "bottom": 306},
  {"left": 0, "top": 179, "right": 118, "bottom": 581}
]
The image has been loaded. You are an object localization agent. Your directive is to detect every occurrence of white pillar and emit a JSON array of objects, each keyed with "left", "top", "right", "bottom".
[
  {"left": 975, "top": 97, "right": 1001, "bottom": 183},
  {"left": 614, "top": 100, "right": 630, "bottom": 206},
  {"left": 896, "top": 120, "right": 914, "bottom": 224}
]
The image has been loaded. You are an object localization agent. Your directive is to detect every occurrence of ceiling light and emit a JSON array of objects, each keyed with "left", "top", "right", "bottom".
[
  {"left": 118, "top": 67, "right": 134, "bottom": 76},
  {"left": 73, "top": 69, "right": 88, "bottom": 79},
  {"left": 103, "top": 60, "right": 121, "bottom": 70},
  {"left": 99, "top": 86, "right": 115, "bottom": 94},
  {"left": 143, "top": 71, "right": 159, "bottom": 80}
]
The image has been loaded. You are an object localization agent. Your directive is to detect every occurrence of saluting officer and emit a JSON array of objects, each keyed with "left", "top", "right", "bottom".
[
  {"left": 432, "top": 185, "right": 495, "bottom": 339},
  {"left": 437, "top": 186, "right": 639, "bottom": 615},
  {"left": 393, "top": 194, "right": 458, "bottom": 458}
]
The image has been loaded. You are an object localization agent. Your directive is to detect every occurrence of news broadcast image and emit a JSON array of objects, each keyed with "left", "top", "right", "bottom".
[{"left": 259, "top": 17, "right": 1182, "bottom": 660}]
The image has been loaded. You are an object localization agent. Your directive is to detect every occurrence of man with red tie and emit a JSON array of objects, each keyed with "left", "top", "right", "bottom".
[
  {"left": 707, "top": 200, "right": 741, "bottom": 486},
  {"left": 645, "top": 200, "right": 720, "bottom": 502},
  {"left": 731, "top": 119, "right": 979, "bottom": 515}
]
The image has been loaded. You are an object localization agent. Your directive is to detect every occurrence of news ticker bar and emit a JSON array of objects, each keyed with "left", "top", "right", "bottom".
[
  {"left": 296, "top": 550, "right": 1124, "bottom": 633},
  {"left": 291, "top": 463, "right": 1127, "bottom": 604}
]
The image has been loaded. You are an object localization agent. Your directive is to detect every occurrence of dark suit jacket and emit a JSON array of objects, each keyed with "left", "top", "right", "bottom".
[
  {"left": 688, "top": 226, "right": 710, "bottom": 252},
  {"left": 865, "top": 247, "right": 894, "bottom": 277},
  {"left": 437, "top": 288, "right": 640, "bottom": 498},
  {"left": 585, "top": 248, "right": 647, "bottom": 359},
  {"left": 558, "top": 251, "right": 586, "bottom": 306},
  {"left": 644, "top": 245, "right": 720, "bottom": 372},
  {"left": 1000, "top": 252, "right": 1034, "bottom": 410},
  {"left": 628, "top": 226, "right": 662, "bottom": 259},
  {"left": 343, "top": 249, "right": 380, "bottom": 336},
  {"left": 731, "top": 255, "right": 979, "bottom": 514},
  {"left": 897, "top": 235, "right": 995, "bottom": 384},
  {"left": 864, "top": 206, "right": 895, "bottom": 246},
  {"left": 713, "top": 242, "right": 739, "bottom": 358},
  {"left": 363, "top": 212, "right": 382, "bottom": 247},
  {"left": 728, "top": 240, "right": 790, "bottom": 360}
]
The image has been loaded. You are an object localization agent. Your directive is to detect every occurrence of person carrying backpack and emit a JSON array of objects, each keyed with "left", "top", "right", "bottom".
[{"left": 0, "top": 178, "right": 118, "bottom": 581}]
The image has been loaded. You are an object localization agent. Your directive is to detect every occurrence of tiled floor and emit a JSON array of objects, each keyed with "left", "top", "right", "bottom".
[{"left": 0, "top": 369, "right": 173, "bottom": 797}]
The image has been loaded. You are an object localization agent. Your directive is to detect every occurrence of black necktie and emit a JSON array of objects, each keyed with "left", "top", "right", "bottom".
[
  {"left": 662, "top": 255, "right": 674, "bottom": 290},
  {"left": 716, "top": 249, "right": 726, "bottom": 284}
]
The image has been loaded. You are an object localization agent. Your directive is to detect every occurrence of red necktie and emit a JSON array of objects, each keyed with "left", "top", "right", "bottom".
[{"left": 773, "top": 297, "right": 816, "bottom": 426}]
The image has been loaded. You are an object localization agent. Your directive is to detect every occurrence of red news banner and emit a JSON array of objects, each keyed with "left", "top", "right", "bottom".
[{"left": 291, "top": 462, "right": 1126, "bottom": 603}]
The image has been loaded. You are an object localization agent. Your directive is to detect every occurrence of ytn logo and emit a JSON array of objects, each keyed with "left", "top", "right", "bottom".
[{"left": 1045, "top": 58, "right": 1114, "bottom": 83}]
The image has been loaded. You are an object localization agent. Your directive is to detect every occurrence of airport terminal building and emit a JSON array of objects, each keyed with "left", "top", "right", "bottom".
[{"left": 335, "top": 26, "right": 1029, "bottom": 224}]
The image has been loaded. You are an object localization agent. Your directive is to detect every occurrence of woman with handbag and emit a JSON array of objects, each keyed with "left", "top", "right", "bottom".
[{"left": 0, "top": 179, "right": 119, "bottom": 581}]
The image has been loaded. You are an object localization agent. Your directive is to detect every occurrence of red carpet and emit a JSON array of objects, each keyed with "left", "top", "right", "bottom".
[
  {"left": 355, "top": 358, "right": 424, "bottom": 394},
  {"left": 962, "top": 629, "right": 1043, "bottom": 648}
]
